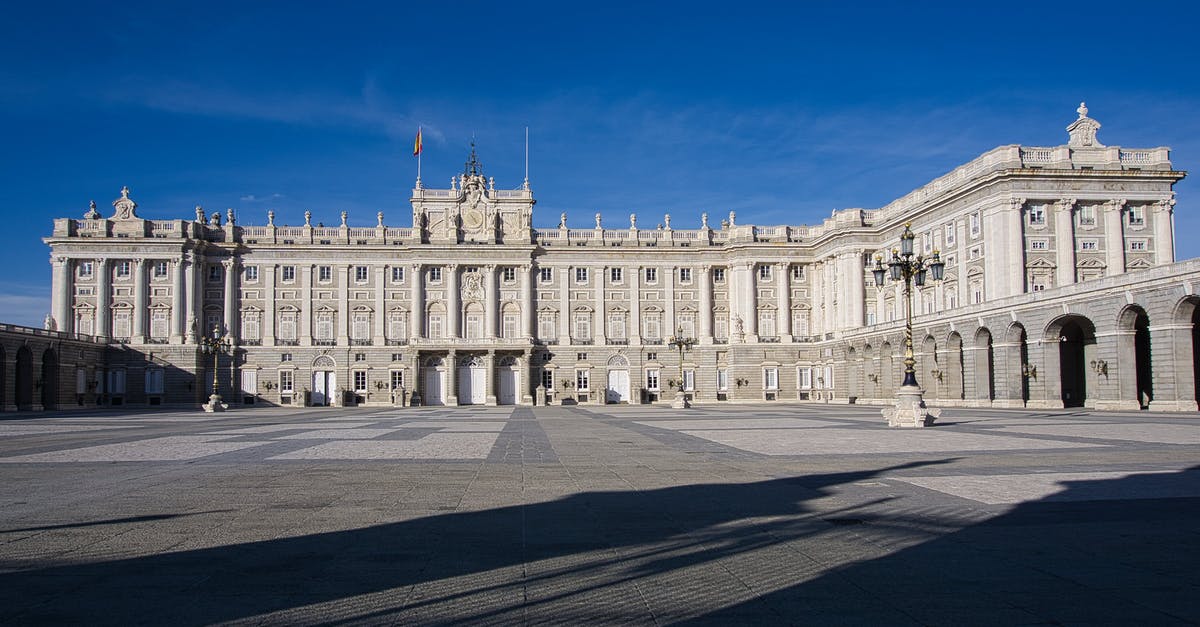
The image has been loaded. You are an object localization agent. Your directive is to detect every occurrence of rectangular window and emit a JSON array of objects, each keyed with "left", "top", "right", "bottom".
[
  {"left": 282, "top": 266, "right": 295, "bottom": 282},
  {"left": 280, "top": 370, "right": 294, "bottom": 393},
  {"left": 427, "top": 314, "right": 444, "bottom": 339},
  {"left": 646, "top": 369, "right": 660, "bottom": 391},
  {"left": 541, "top": 368, "right": 554, "bottom": 390},
  {"left": 608, "top": 313, "right": 626, "bottom": 339},
  {"left": 108, "top": 369, "right": 126, "bottom": 394},
  {"left": 757, "top": 265, "right": 772, "bottom": 280},
  {"left": 355, "top": 266, "right": 368, "bottom": 282},
  {"left": 278, "top": 313, "right": 297, "bottom": 341},
  {"left": 240, "top": 312, "right": 260, "bottom": 341},
  {"left": 764, "top": 367, "right": 778, "bottom": 390},
  {"left": 388, "top": 311, "right": 407, "bottom": 340},
  {"left": 610, "top": 267, "right": 623, "bottom": 283},
  {"left": 683, "top": 369, "right": 694, "bottom": 391},
  {"left": 573, "top": 311, "right": 591, "bottom": 340},
  {"left": 354, "top": 371, "right": 367, "bottom": 392},
  {"left": 241, "top": 265, "right": 257, "bottom": 282},
  {"left": 1080, "top": 240, "right": 1098, "bottom": 251},
  {"left": 79, "top": 261, "right": 93, "bottom": 278},
  {"left": 1128, "top": 206, "right": 1145, "bottom": 226},
  {"left": 969, "top": 212, "right": 981, "bottom": 236},
  {"left": 1028, "top": 206, "right": 1046, "bottom": 225},
  {"left": 112, "top": 311, "right": 131, "bottom": 339},
  {"left": 390, "top": 370, "right": 404, "bottom": 390},
  {"left": 1129, "top": 240, "right": 1147, "bottom": 251},
  {"left": 791, "top": 265, "right": 805, "bottom": 280},
  {"left": 352, "top": 312, "right": 369, "bottom": 339},
  {"left": 717, "top": 369, "right": 728, "bottom": 391},
  {"left": 116, "top": 261, "right": 131, "bottom": 278},
  {"left": 945, "top": 223, "right": 956, "bottom": 245},
  {"left": 1030, "top": 240, "right": 1048, "bottom": 250},
  {"left": 576, "top": 352, "right": 587, "bottom": 361},
  {"left": 281, "top": 353, "right": 292, "bottom": 362},
  {"left": 145, "top": 368, "right": 164, "bottom": 395},
  {"left": 429, "top": 267, "right": 442, "bottom": 282},
  {"left": 799, "top": 367, "right": 812, "bottom": 389},
  {"left": 502, "top": 267, "right": 516, "bottom": 283},
  {"left": 318, "top": 266, "right": 332, "bottom": 282},
  {"left": 644, "top": 267, "right": 657, "bottom": 283},
  {"left": 575, "top": 267, "right": 589, "bottom": 283},
  {"left": 679, "top": 267, "right": 692, "bottom": 283},
  {"left": 315, "top": 312, "right": 334, "bottom": 340},
  {"left": 539, "top": 267, "right": 553, "bottom": 283},
  {"left": 539, "top": 312, "right": 556, "bottom": 339},
  {"left": 391, "top": 266, "right": 405, "bottom": 283},
  {"left": 502, "top": 313, "right": 518, "bottom": 338},
  {"left": 712, "top": 268, "right": 725, "bottom": 282},
  {"left": 150, "top": 309, "right": 169, "bottom": 339},
  {"left": 646, "top": 352, "right": 657, "bottom": 361},
  {"left": 206, "top": 264, "right": 219, "bottom": 282},
  {"left": 154, "top": 261, "right": 169, "bottom": 278},
  {"left": 575, "top": 369, "right": 590, "bottom": 391},
  {"left": 1078, "top": 205, "right": 1096, "bottom": 225}
]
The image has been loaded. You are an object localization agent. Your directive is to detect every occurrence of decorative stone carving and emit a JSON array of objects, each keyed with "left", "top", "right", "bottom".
[
  {"left": 559, "top": 212, "right": 567, "bottom": 229},
  {"left": 1067, "top": 102, "right": 1103, "bottom": 148},
  {"left": 304, "top": 210, "right": 312, "bottom": 226},
  {"left": 84, "top": 200, "right": 100, "bottom": 220},
  {"left": 267, "top": 210, "right": 275, "bottom": 226},
  {"left": 195, "top": 205, "right": 206, "bottom": 224},
  {"left": 340, "top": 210, "right": 348, "bottom": 227},
  {"left": 595, "top": 213, "right": 602, "bottom": 229},
  {"left": 111, "top": 186, "right": 138, "bottom": 220}
]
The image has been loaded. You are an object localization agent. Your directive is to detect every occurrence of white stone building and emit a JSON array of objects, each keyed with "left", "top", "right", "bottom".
[{"left": 11, "top": 104, "right": 1196, "bottom": 412}]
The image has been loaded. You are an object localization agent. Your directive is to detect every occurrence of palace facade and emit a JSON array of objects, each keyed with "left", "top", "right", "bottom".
[{"left": 4, "top": 104, "right": 1198, "bottom": 412}]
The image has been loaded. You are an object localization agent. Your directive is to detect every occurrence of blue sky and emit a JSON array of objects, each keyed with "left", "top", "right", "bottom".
[{"left": 2, "top": 1, "right": 1198, "bottom": 326}]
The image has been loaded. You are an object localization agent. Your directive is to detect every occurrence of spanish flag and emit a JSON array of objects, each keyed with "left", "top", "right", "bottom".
[{"left": 413, "top": 127, "right": 423, "bottom": 156}]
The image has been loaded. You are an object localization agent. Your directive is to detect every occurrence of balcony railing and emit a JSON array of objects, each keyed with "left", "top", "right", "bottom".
[
  {"left": 314, "top": 339, "right": 337, "bottom": 346},
  {"left": 385, "top": 338, "right": 409, "bottom": 346},
  {"left": 350, "top": 338, "right": 372, "bottom": 346},
  {"left": 643, "top": 338, "right": 664, "bottom": 345},
  {"left": 570, "top": 338, "right": 594, "bottom": 345},
  {"left": 606, "top": 338, "right": 629, "bottom": 345},
  {"left": 276, "top": 338, "right": 300, "bottom": 346},
  {"left": 759, "top": 336, "right": 780, "bottom": 343}
]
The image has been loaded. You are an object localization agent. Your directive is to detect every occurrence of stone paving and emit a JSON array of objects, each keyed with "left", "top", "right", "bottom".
[{"left": 1, "top": 403, "right": 1199, "bottom": 625}]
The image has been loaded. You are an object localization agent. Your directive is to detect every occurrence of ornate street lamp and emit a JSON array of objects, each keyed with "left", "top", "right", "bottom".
[
  {"left": 872, "top": 223, "right": 945, "bottom": 427},
  {"left": 667, "top": 327, "right": 698, "bottom": 409},
  {"left": 199, "top": 324, "right": 232, "bottom": 412}
]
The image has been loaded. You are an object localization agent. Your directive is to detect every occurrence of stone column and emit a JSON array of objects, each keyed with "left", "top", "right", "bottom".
[
  {"left": 51, "top": 256, "right": 71, "bottom": 335},
  {"left": 1055, "top": 198, "right": 1076, "bottom": 287},
  {"left": 745, "top": 263, "right": 758, "bottom": 339},
  {"left": 95, "top": 258, "right": 110, "bottom": 340},
  {"left": 698, "top": 265, "right": 713, "bottom": 344},
  {"left": 664, "top": 265, "right": 676, "bottom": 337},
  {"left": 522, "top": 348, "right": 534, "bottom": 405},
  {"left": 447, "top": 264, "right": 460, "bottom": 339},
  {"left": 336, "top": 264, "right": 349, "bottom": 344},
  {"left": 410, "top": 263, "right": 424, "bottom": 339},
  {"left": 1153, "top": 199, "right": 1175, "bottom": 265},
  {"left": 594, "top": 265, "right": 606, "bottom": 344},
  {"left": 446, "top": 349, "right": 458, "bottom": 406},
  {"left": 846, "top": 252, "right": 865, "bottom": 329},
  {"left": 485, "top": 350, "right": 497, "bottom": 405},
  {"left": 558, "top": 267, "right": 571, "bottom": 344},
  {"left": 222, "top": 258, "right": 237, "bottom": 342},
  {"left": 184, "top": 254, "right": 199, "bottom": 343},
  {"left": 263, "top": 265, "right": 276, "bottom": 345},
  {"left": 630, "top": 265, "right": 642, "bottom": 344},
  {"left": 777, "top": 262, "right": 791, "bottom": 340},
  {"left": 374, "top": 265, "right": 386, "bottom": 345},
  {"left": 132, "top": 258, "right": 147, "bottom": 343},
  {"left": 485, "top": 264, "right": 498, "bottom": 339},
  {"left": 301, "top": 265, "right": 313, "bottom": 346},
  {"left": 171, "top": 256, "right": 185, "bottom": 343},
  {"left": 808, "top": 260, "right": 822, "bottom": 336},
  {"left": 521, "top": 264, "right": 534, "bottom": 339},
  {"left": 1104, "top": 199, "right": 1126, "bottom": 275}
]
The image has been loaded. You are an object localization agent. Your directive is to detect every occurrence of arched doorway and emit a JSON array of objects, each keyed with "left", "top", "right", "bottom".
[
  {"left": 1005, "top": 323, "right": 1029, "bottom": 405},
  {"left": 422, "top": 356, "right": 447, "bottom": 406},
  {"left": 310, "top": 355, "right": 336, "bottom": 406},
  {"left": 457, "top": 355, "right": 486, "bottom": 405},
  {"left": 1116, "top": 306, "right": 1153, "bottom": 409},
  {"left": 1051, "top": 316, "right": 1097, "bottom": 408},
  {"left": 879, "top": 341, "right": 894, "bottom": 398},
  {"left": 605, "top": 354, "right": 630, "bottom": 403},
  {"left": 497, "top": 356, "right": 520, "bottom": 405},
  {"left": 41, "top": 348, "right": 58, "bottom": 410},
  {"left": 846, "top": 347, "right": 860, "bottom": 401},
  {"left": 919, "top": 336, "right": 938, "bottom": 399},
  {"left": 945, "top": 332, "right": 965, "bottom": 401},
  {"left": 861, "top": 344, "right": 875, "bottom": 399},
  {"left": 15, "top": 346, "right": 33, "bottom": 410},
  {"left": 973, "top": 328, "right": 995, "bottom": 402}
]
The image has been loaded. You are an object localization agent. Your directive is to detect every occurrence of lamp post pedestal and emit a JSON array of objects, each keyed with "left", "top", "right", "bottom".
[
  {"left": 671, "top": 389, "right": 690, "bottom": 409},
  {"left": 882, "top": 384, "right": 940, "bottom": 427},
  {"left": 202, "top": 393, "right": 227, "bottom": 413}
]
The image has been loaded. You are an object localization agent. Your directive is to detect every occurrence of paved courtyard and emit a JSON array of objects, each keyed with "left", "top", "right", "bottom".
[{"left": 1, "top": 403, "right": 1198, "bottom": 625}]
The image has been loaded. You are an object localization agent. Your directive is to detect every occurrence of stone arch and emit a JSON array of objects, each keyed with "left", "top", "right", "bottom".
[
  {"left": 498, "top": 355, "right": 518, "bottom": 367},
  {"left": 879, "top": 341, "right": 895, "bottom": 397},
  {"left": 972, "top": 327, "right": 995, "bottom": 402},
  {"left": 41, "top": 347, "right": 59, "bottom": 410},
  {"left": 15, "top": 345, "right": 33, "bottom": 410},
  {"left": 1172, "top": 296, "right": 1200, "bottom": 410},
  {"left": 312, "top": 355, "right": 336, "bottom": 370},
  {"left": 945, "top": 331, "right": 965, "bottom": 401},
  {"left": 1002, "top": 322, "right": 1030, "bottom": 404},
  {"left": 918, "top": 335, "right": 939, "bottom": 399},
  {"left": 846, "top": 346, "right": 860, "bottom": 400},
  {"left": 1045, "top": 314, "right": 1098, "bottom": 408},
  {"left": 1116, "top": 304, "right": 1153, "bottom": 409},
  {"left": 607, "top": 354, "right": 630, "bottom": 368},
  {"left": 861, "top": 343, "right": 876, "bottom": 399},
  {"left": 423, "top": 355, "right": 445, "bottom": 368}
]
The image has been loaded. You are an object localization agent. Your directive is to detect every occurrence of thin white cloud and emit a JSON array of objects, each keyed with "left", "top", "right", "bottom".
[{"left": 0, "top": 285, "right": 50, "bottom": 329}]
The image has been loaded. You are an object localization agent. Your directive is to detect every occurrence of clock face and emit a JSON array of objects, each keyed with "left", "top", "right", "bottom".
[{"left": 464, "top": 209, "right": 485, "bottom": 231}]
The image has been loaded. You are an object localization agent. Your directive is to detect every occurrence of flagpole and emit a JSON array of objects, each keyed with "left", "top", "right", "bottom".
[
  {"left": 416, "top": 126, "right": 422, "bottom": 187},
  {"left": 523, "top": 126, "right": 529, "bottom": 190}
]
